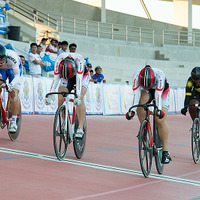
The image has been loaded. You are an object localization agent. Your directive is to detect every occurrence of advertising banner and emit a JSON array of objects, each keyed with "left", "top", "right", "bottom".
[{"left": 92, "top": 83, "right": 103, "bottom": 114}]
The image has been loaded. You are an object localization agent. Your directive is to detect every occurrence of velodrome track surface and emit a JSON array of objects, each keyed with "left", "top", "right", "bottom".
[{"left": 0, "top": 114, "right": 200, "bottom": 200}]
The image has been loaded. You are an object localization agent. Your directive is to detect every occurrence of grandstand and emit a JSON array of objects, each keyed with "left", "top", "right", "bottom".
[{"left": 1, "top": 0, "right": 200, "bottom": 87}]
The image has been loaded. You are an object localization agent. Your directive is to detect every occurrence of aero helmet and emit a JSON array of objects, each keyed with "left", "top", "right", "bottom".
[
  {"left": 60, "top": 58, "right": 76, "bottom": 79},
  {"left": 191, "top": 67, "right": 200, "bottom": 81},
  {"left": 139, "top": 65, "right": 156, "bottom": 89}
]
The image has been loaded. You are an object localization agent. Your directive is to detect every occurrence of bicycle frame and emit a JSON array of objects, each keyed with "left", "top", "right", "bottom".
[{"left": 63, "top": 95, "right": 77, "bottom": 142}]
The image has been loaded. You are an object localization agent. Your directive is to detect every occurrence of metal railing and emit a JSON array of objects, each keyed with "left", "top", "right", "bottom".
[{"left": 162, "top": 30, "right": 200, "bottom": 47}]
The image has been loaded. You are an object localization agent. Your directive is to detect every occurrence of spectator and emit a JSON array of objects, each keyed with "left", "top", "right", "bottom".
[
  {"left": 90, "top": 69, "right": 94, "bottom": 79},
  {"left": 91, "top": 66, "right": 106, "bottom": 83},
  {"left": 57, "top": 41, "right": 68, "bottom": 56},
  {"left": 54, "top": 39, "right": 59, "bottom": 52},
  {"left": 69, "top": 43, "right": 77, "bottom": 53},
  {"left": 28, "top": 43, "right": 46, "bottom": 76},
  {"left": 36, "top": 45, "right": 43, "bottom": 57},
  {"left": 19, "top": 55, "right": 26, "bottom": 75},
  {"left": 58, "top": 42, "right": 62, "bottom": 50},
  {"left": 40, "top": 38, "right": 47, "bottom": 52},
  {"left": 45, "top": 39, "right": 58, "bottom": 54}
]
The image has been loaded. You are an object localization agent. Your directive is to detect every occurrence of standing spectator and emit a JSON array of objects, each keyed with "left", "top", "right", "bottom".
[
  {"left": 45, "top": 39, "right": 58, "bottom": 54},
  {"left": 57, "top": 41, "right": 68, "bottom": 56},
  {"left": 36, "top": 45, "right": 43, "bottom": 57},
  {"left": 90, "top": 69, "right": 94, "bottom": 79},
  {"left": 19, "top": 55, "right": 26, "bottom": 75},
  {"left": 91, "top": 66, "right": 106, "bottom": 83},
  {"left": 69, "top": 43, "right": 77, "bottom": 53},
  {"left": 28, "top": 43, "right": 46, "bottom": 76},
  {"left": 39, "top": 38, "right": 47, "bottom": 52},
  {"left": 58, "top": 42, "right": 62, "bottom": 50}
]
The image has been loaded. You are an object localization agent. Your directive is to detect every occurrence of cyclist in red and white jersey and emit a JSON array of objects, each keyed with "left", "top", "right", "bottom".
[
  {"left": 45, "top": 52, "right": 90, "bottom": 138},
  {"left": 0, "top": 44, "right": 22, "bottom": 133},
  {"left": 126, "top": 65, "right": 171, "bottom": 164}
]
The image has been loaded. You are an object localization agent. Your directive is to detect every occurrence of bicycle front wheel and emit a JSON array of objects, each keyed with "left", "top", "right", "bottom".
[
  {"left": 154, "top": 124, "right": 164, "bottom": 174},
  {"left": 53, "top": 104, "right": 68, "bottom": 160},
  {"left": 138, "top": 120, "right": 153, "bottom": 178},
  {"left": 73, "top": 115, "right": 87, "bottom": 159},
  {"left": 191, "top": 118, "right": 200, "bottom": 164}
]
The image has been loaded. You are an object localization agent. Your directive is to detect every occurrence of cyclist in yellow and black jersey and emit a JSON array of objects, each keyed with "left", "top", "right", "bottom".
[{"left": 181, "top": 67, "right": 200, "bottom": 120}]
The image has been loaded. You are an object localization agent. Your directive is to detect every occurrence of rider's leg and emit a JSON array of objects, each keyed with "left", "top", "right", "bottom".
[
  {"left": 188, "top": 99, "right": 199, "bottom": 121},
  {"left": 137, "top": 90, "right": 150, "bottom": 123},
  {"left": 76, "top": 86, "right": 87, "bottom": 130},
  {"left": 9, "top": 89, "right": 19, "bottom": 117},
  {"left": 58, "top": 86, "right": 69, "bottom": 106},
  {"left": 155, "top": 108, "right": 168, "bottom": 152}
]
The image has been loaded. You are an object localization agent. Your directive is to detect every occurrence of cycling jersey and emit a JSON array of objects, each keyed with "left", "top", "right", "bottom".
[
  {"left": 132, "top": 67, "right": 169, "bottom": 112},
  {"left": 50, "top": 52, "right": 89, "bottom": 98},
  {"left": 0, "top": 49, "right": 22, "bottom": 90},
  {"left": 184, "top": 76, "right": 200, "bottom": 106}
]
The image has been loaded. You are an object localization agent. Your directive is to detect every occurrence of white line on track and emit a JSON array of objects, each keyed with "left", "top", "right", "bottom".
[{"left": 0, "top": 147, "right": 200, "bottom": 187}]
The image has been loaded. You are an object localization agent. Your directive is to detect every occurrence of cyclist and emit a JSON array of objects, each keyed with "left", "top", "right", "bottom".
[
  {"left": 45, "top": 52, "right": 90, "bottom": 138},
  {"left": 181, "top": 66, "right": 200, "bottom": 120},
  {"left": 0, "top": 44, "right": 22, "bottom": 132},
  {"left": 126, "top": 65, "right": 171, "bottom": 164}
]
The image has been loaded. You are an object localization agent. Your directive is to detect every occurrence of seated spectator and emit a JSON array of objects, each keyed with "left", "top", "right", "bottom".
[
  {"left": 19, "top": 55, "right": 26, "bottom": 75},
  {"left": 28, "top": 43, "right": 46, "bottom": 76},
  {"left": 45, "top": 39, "right": 58, "bottom": 54},
  {"left": 40, "top": 38, "right": 47, "bottom": 52},
  {"left": 57, "top": 41, "right": 68, "bottom": 56},
  {"left": 58, "top": 42, "right": 62, "bottom": 50},
  {"left": 69, "top": 43, "right": 77, "bottom": 53},
  {"left": 54, "top": 39, "right": 59, "bottom": 52},
  {"left": 91, "top": 66, "right": 106, "bottom": 83}
]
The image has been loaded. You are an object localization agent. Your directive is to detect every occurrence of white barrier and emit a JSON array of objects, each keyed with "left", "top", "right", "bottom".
[{"left": 19, "top": 76, "right": 185, "bottom": 115}]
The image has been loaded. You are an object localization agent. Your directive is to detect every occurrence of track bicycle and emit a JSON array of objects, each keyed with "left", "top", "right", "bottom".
[
  {"left": 0, "top": 78, "right": 22, "bottom": 141},
  {"left": 46, "top": 90, "right": 87, "bottom": 160},
  {"left": 182, "top": 104, "right": 200, "bottom": 164},
  {"left": 128, "top": 100, "right": 164, "bottom": 177}
]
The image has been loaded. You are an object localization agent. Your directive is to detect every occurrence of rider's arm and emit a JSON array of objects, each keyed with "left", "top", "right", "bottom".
[
  {"left": 75, "top": 56, "right": 84, "bottom": 98},
  {"left": 184, "top": 77, "right": 193, "bottom": 107},
  {"left": 132, "top": 72, "right": 141, "bottom": 112},
  {"left": 155, "top": 73, "right": 165, "bottom": 111}
]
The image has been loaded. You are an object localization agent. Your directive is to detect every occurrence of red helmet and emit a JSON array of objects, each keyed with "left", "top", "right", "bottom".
[
  {"left": 139, "top": 65, "right": 156, "bottom": 89},
  {"left": 60, "top": 58, "right": 76, "bottom": 79}
]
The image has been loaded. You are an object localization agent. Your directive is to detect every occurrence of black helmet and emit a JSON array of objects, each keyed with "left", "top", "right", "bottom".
[
  {"left": 0, "top": 44, "right": 6, "bottom": 63},
  {"left": 60, "top": 58, "right": 76, "bottom": 79},
  {"left": 139, "top": 65, "right": 156, "bottom": 89},
  {"left": 191, "top": 67, "right": 200, "bottom": 81}
]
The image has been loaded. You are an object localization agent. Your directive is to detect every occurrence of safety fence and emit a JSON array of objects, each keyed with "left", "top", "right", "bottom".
[{"left": 1, "top": 76, "right": 184, "bottom": 115}]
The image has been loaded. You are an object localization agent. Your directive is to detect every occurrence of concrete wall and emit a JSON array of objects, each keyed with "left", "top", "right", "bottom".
[{"left": 20, "top": 0, "right": 189, "bottom": 46}]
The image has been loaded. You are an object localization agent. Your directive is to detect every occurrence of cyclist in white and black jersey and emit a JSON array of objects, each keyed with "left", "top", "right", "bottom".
[
  {"left": 45, "top": 52, "right": 90, "bottom": 138},
  {"left": 0, "top": 44, "right": 22, "bottom": 133},
  {"left": 126, "top": 65, "right": 171, "bottom": 164}
]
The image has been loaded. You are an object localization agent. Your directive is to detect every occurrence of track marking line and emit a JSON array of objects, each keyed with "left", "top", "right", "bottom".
[{"left": 0, "top": 147, "right": 200, "bottom": 187}]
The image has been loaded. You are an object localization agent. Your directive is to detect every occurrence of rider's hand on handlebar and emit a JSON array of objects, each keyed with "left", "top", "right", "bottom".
[
  {"left": 125, "top": 111, "right": 135, "bottom": 120},
  {"left": 181, "top": 108, "right": 187, "bottom": 116},
  {"left": 156, "top": 110, "right": 165, "bottom": 119},
  {"left": 6, "top": 83, "right": 13, "bottom": 93},
  {"left": 74, "top": 98, "right": 81, "bottom": 106},
  {"left": 44, "top": 97, "right": 51, "bottom": 105}
]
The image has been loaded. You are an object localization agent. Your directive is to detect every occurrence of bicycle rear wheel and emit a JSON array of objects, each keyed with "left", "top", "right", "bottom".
[
  {"left": 191, "top": 118, "right": 200, "bottom": 164},
  {"left": 138, "top": 120, "right": 153, "bottom": 177},
  {"left": 8, "top": 101, "right": 22, "bottom": 141},
  {"left": 73, "top": 115, "right": 87, "bottom": 159},
  {"left": 154, "top": 124, "right": 164, "bottom": 174},
  {"left": 53, "top": 104, "right": 68, "bottom": 160}
]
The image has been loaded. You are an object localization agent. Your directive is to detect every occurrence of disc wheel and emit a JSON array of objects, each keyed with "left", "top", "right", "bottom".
[
  {"left": 53, "top": 104, "right": 68, "bottom": 160},
  {"left": 154, "top": 124, "right": 164, "bottom": 174},
  {"left": 138, "top": 120, "right": 153, "bottom": 178},
  {"left": 73, "top": 116, "right": 87, "bottom": 159},
  {"left": 8, "top": 101, "right": 22, "bottom": 141},
  {"left": 191, "top": 118, "right": 200, "bottom": 164}
]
